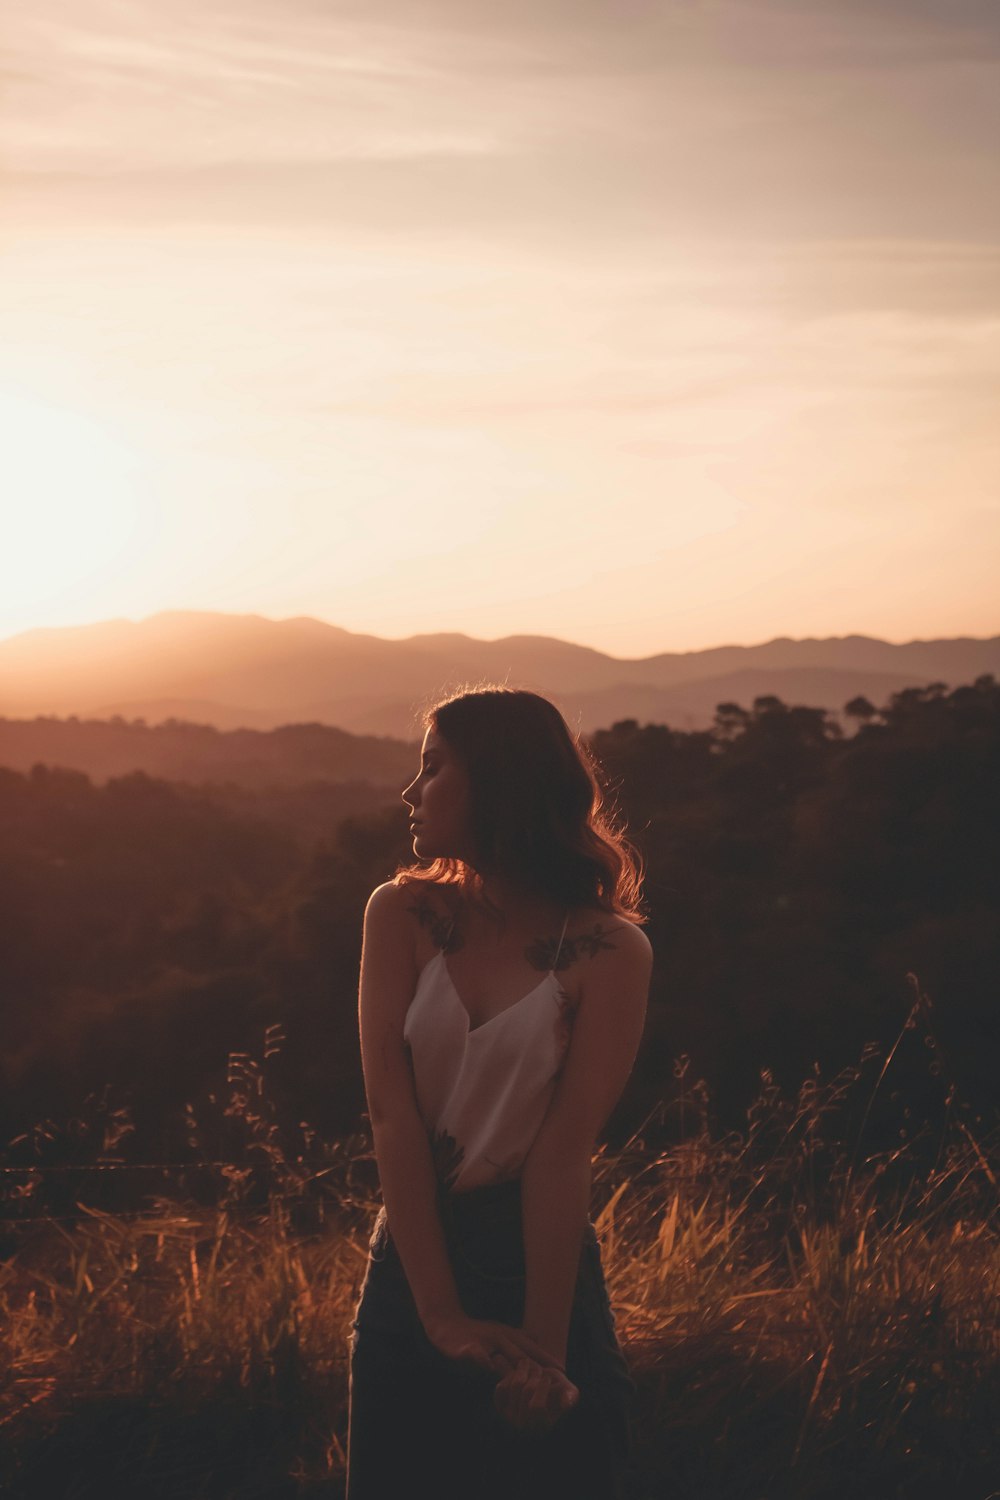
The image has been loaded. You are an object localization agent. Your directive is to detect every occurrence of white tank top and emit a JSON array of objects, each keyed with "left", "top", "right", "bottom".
[{"left": 403, "top": 910, "right": 574, "bottom": 1194}]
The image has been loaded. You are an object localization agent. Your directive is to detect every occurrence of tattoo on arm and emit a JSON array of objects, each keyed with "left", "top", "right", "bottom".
[
  {"left": 407, "top": 895, "right": 463, "bottom": 953},
  {"left": 525, "top": 923, "right": 619, "bottom": 973}
]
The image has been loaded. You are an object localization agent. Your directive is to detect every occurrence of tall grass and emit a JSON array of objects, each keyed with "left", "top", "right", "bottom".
[
  {"left": 2, "top": 976, "right": 997, "bottom": 1499},
  {"left": 589, "top": 976, "right": 999, "bottom": 1498}
]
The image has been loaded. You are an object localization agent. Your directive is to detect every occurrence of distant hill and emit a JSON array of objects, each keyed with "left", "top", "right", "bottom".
[
  {"left": 0, "top": 610, "right": 997, "bottom": 737},
  {"left": 0, "top": 716, "right": 415, "bottom": 789}
]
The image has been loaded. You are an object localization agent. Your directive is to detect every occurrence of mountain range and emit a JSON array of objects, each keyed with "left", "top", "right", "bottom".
[{"left": 1, "top": 611, "right": 997, "bottom": 738}]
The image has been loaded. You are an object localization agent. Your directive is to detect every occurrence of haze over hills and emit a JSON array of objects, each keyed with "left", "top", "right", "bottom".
[{"left": 1, "top": 611, "right": 997, "bottom": 738}]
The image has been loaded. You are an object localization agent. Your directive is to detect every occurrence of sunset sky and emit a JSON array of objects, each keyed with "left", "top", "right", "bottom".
[{"left": 3, "top": 0, "right": 999, "bottom": 657}]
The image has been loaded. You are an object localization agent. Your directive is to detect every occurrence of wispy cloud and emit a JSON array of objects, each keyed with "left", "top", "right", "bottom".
[
  {"left": 5, "top": 1, "right": 524, "bottom": 173},
  {"left": 8, "top": 0, "right": 1000, "bottom": 223}
]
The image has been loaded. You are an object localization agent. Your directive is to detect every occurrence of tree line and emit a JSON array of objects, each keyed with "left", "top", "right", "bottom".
[{"left": 0, "top": 676, "right": 996, "bottom": 1196}]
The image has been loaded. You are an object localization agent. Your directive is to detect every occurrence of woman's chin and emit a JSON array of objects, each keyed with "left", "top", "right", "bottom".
[{"left": 412, "top": 833, "right": 451, "bottom": 861}]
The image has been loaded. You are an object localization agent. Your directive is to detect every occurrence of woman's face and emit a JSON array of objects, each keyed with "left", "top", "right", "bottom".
[{"left": 402, "top": 727, "right": 475, "bottom": 862}]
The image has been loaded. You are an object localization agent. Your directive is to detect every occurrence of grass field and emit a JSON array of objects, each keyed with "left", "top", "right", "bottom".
[{"left": 2, "top": 980, "right": 997, "bottom": 1499}]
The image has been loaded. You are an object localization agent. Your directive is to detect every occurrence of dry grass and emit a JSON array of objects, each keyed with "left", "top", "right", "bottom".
[
  {"left": 2, "top": 977, "right": 998, "bottom": 1499},
  {"left": 590, "top": 1068, "right": 1000, "bottom": 1498},
  {"left": 1, "top": 1197, "right": 364, "bottom": 1497}
]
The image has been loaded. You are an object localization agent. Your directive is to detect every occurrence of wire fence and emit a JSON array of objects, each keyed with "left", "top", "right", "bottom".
[
  {"left": 0, "top": 1155, "right": 375, "bottom": 1226},
  {"left": 0, "top": 1161, "right": 253, "bottom": 1172}
]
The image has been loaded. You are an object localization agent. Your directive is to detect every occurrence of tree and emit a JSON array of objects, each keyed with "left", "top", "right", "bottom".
[{"left": 844, "top": 695, "right": 876, "bottom": 723}]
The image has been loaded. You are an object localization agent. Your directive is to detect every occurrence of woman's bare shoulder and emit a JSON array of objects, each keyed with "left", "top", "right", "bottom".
[
  {"left": 364, "top": 880, "right": 407, "bottom": 920},
  {"left": 366, "top": 878, "right": 458, "bottom": 939},
  {"left": 567, "top": 906, "right": 652, "bottom": 967}
]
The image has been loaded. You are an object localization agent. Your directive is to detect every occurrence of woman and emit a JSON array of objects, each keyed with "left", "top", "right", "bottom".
[{"left": 347, "top": 687, "right": 652, "bottom": 1499}]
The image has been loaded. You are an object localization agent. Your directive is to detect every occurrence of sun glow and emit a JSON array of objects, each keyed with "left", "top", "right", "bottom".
[{"left": 2, "top": 390, "right": 154, "bottom": 630}]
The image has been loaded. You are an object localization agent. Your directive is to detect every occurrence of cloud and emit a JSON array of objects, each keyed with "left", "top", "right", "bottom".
[
  {"left": 327, "top": 0, "right": 1000, "bottom": 71},
  {"left": 761, "top": 242, "right": 1000, "bottom": 319},
  {"left": 8, "top": 0, "right": 1000, "bottom": 197},
  {"left": 4, "top": 1, "right": 529, "bottom": 174}
]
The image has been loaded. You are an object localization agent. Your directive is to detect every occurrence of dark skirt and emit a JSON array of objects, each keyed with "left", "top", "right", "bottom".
[{"left": 346, "top": 1177, "right": 637, "bottom": 1500}]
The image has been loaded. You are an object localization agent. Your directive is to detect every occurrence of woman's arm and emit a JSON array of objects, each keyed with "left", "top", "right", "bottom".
[
  {"left": 358, "top": 882, "right": 464, "bottom": 1331},
  {"left": 519, "top": 922, "right": 652, "bottom": 1364},
  {"left": 358, "top": 883, "right": 569, "bottom": 1382}
]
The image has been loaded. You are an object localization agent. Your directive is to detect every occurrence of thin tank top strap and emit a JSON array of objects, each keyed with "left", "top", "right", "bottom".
[
  {"left": 441, "top": 910, "right": 458, "bottom": 952},
  {"left": 551, "top": 910, "right": 570, "bottom": 972}
]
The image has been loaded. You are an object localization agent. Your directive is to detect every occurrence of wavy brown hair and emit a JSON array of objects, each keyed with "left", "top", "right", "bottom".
[{"left": 395, "top": 686, "right": 645, "bottom": 922}]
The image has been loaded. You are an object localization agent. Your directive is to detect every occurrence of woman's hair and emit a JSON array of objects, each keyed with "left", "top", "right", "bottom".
[{"left": 395, "top": 686, "right": 645, "bottom": 922}]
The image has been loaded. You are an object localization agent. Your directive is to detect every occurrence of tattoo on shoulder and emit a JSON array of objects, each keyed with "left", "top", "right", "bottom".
[
  {"left": 525, "top": 923, "right": 619, "bottom": 973},
  {"left": 407, "top": 894, "right": 464, "bottom": 953}
]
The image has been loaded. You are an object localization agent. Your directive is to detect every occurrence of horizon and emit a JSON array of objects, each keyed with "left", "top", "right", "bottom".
[{"left": 2, "top": 607, "right": 997, "bottom": 661}]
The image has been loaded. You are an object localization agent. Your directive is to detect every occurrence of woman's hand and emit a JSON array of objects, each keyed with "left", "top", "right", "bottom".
[
  {"left": 422, "top": 1311, "right": 564, "bottom": 1379},
  {"left": 491, "top": 1355, "right": 580, "bottom": 1433}
]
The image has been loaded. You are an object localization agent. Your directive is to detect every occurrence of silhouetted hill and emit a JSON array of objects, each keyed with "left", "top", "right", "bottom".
[
  {"left": 341, "top": 666, "right": 926, "bottom": 737},
  {"left": 0, "top": 611, "right": 997, "bottom": 735},
  {"left": 0, "top": 716, "right": 415, "bottom": 789}
]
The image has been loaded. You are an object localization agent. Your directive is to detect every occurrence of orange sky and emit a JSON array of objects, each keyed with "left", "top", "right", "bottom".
[{"left": 3, "top": 0, "right": 999, "bottom": 656}]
